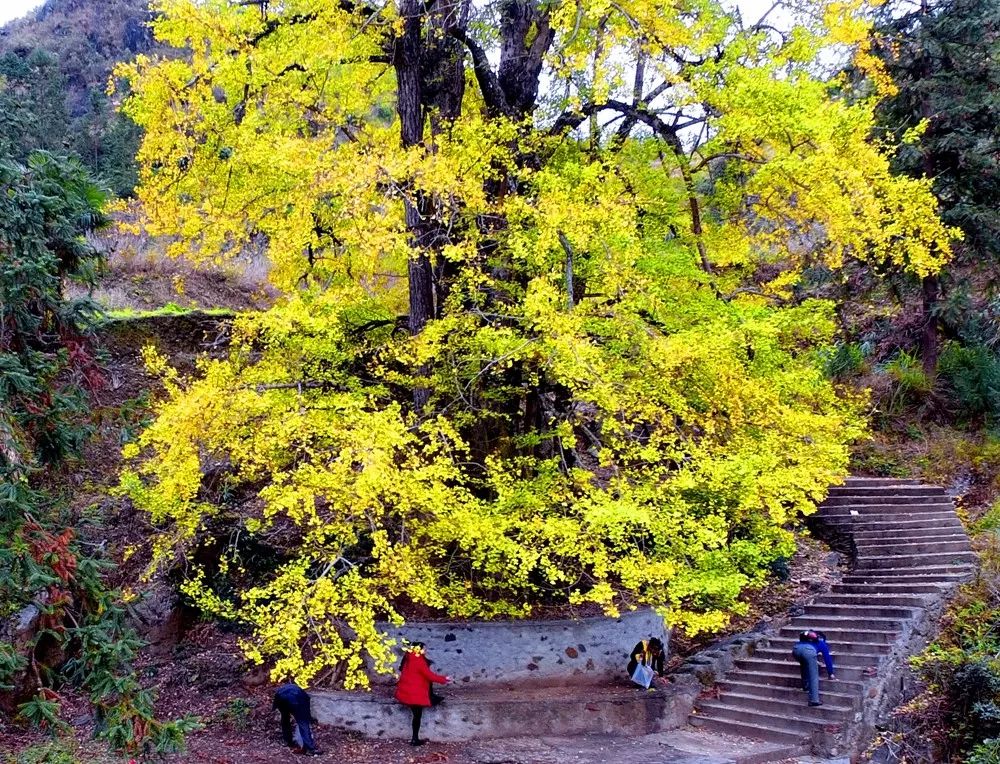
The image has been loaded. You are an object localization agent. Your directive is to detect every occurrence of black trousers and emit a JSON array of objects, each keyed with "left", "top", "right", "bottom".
[
  {"left": 275, "top": 697, "right": 316, "bottom": 751},
  {"left": 409, "top": 705, "right": 423, "bottom": 741}
]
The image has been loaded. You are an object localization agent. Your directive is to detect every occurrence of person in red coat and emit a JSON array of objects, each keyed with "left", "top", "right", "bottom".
[{"left": 395, "top": 642, "right": 451, "bottom": 746}]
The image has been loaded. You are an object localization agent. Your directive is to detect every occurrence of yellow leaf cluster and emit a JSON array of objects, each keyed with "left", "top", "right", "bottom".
[{"left": 116, "top": 0, "right": 949, "bottom": 686}]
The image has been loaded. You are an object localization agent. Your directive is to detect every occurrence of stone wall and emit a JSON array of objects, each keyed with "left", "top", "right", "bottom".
[
  {"left": 311, "top": 683, "right": 697, "bottom": 742},
  {"left": 372, "top": 608, "right": 667, "bottom": 687}
]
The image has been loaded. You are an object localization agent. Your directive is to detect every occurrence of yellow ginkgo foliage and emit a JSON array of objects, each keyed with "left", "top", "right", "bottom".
[{"left": 118, "top": 0, "right": 952, "bottom": 687}]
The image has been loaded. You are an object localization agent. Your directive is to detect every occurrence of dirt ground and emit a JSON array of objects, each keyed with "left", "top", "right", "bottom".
[
  {"left": 0, "top": 533, "right": 841, "bottom": 764},
  {"left": 2, "top": 700, "right": 803, "bottom": 764}
]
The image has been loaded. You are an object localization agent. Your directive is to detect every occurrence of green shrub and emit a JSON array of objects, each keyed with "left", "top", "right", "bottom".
[
  {"left": 971, "top": 738, "right": 1000, "bottom": 764},
  {"left": 849, "top": 445, "right": 912, "bottom": 477},
  {"left": 217, "top": 698, "right": 255, "bottom": 731},
  {"left": 13, "top": 740, "right": 79, "bottom": 764},
  {"left": 824, "top": 342, "right": 866, "bottom": 379},
  {"left": 938, "top": 342, "right": 1000, "bottom": 424},
  {"left": 0, "top": 153, "right": 195, "bottom": 757},
  {"left": 973, "top": 502, "right": 1000, "bottom": 535},
  {"left": 884, "top": 351, "right": 932, "bottom": 412}
]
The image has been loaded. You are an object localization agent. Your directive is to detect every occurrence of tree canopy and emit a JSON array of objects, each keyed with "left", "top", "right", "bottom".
[
  {"left": 876, "top": 0, "right": 1000, "bottom": 259},
  {"left": 117, "top": 0, "right": 955, "bottom": 687}
]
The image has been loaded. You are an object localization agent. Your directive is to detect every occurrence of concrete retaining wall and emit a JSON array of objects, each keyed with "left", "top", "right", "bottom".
[
  {"left": 312, "top": 681, "right": 700, "bottom": 741},
  {"left": 373, "top": 608, "right": 667, "bottom": 687}
]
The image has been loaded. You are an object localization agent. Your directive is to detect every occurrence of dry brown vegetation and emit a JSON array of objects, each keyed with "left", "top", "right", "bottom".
[{"left": 67, "top": 217, "right": 276, "bottom": 314}]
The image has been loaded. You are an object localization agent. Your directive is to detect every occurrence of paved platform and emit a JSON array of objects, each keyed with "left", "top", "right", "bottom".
[{"left": 462, "top": 729, "right": 809, "bottom": 764}]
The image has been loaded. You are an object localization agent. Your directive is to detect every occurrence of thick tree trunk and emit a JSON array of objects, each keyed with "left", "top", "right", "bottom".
[
  {"left": 395, "top": 0, "right": 434, "bottom": 336},
  {"left": 394, "top": 0, "right": 474, "bottom": 405},
  {"left": 426, "top": 0, "right": 471, "bottom": 315},
  {"left": 918, "top": 0, "right": 942, "bottom": 379},
  {"left": 395, "top": 0, "right": 434, "bottom": 407},
  {"left": 921, "top": 274, "right": 941, "bottom": 376},
  {"left": 498, "top": 0, "right": 553, "bottom": 115}
]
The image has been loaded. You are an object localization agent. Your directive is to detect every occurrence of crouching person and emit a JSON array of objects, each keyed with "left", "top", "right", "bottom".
[
  {"left": 792, "top": 632, "right": 823, "bottom": 707},
  {"left": 627, "top": 637, "right": 665, "bottom": 688},
  {"left": 273, "top": 681, "right": 321, "bottom": 755}
]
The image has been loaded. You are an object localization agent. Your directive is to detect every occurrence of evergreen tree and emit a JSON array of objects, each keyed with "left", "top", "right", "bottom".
[
  {"left": 0, "top": 49, "right": 70, "bottom": 160},
  {"left": 874, "top": 0, "right": 1000, "bottom": 371}
]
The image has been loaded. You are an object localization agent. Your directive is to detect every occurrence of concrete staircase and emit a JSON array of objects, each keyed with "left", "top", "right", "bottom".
[{"left": 690, "top": 476, "right": 976, "bottom": 759}]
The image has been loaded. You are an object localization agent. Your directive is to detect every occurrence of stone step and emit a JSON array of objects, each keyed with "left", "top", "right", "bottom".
[
  {"left": 857, "top": 539, "right": 972, "bottom": 555},
  {"left": 820, "top": 501, "right": 956, "bottom": 514},
  {"left": 785, "top": 615, "right": 904, "bottom": 633},
  {"left": 841, "top": 477, "right": 924, "bottom": 486},
  {"left": 752, "top": 647, "right": 885, "bottom": 668},
  {"left": 854, "top": 529, "right": 968, "bottom": 541},
  {"left": 718, "top": 669, "right": 864, "bottom": 692},
  {"left": 803, "top": 604, "right": 915, "bottom": 619},
  {"left": 855, "top": 551, "right": 978, "bottom": 569},
  {"left": 832, "top": 582, "right": 947, "bottom": 595},
  {"left": 818, "top": 513, "right": 961, "bottom": 528},
  {"left": 699, "top": 696, "right": 853, "bottom": 726},
  {"left": 733, "top": 659, "right": 870, "bottom": 682},
  {"left": 842, "top": 571, "right": 970, "bottom": 584},
  {"left": 813, "top": 593, "right": 931, "bottom": 607},
  {"left": 855, "top": 530, "right": 969, "bottom": 542},
  {"left": 691, "top": 715, "right": 808, "bottom": 745},
  {"left": 716, "top": 680, "right": 860, "bottom": 708},
  {"left": 826, "top": 486, "right": 946, "bottom": 496},
  {"left": 821, "top": 495, "right": 947, "bottom": 506},
  {"left": 853, "top": 525, "right": 964, "bottom": 540},
  {"left": 763, "top": 635, "right": 892, "bottom": 654},
  {"left": 776, "top": 626, "right": 898, "bottom": 645},
  {"left": 824, "top": 497, "right": 948, "bottom": 507},
  {"left": 692, "top": 704, "right": 839, "bottom": 735},
  {"left": 706, "top": 740, "right": 818, "bottom": 764}
]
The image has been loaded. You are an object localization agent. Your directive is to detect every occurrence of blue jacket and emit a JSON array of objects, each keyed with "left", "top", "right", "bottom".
[
  {"left": 273, "top": 682, "right": 310, "bottom": 713},
  {"left": 814, "top": 638, "right": 834, "bottom": 677},
  {"left": 796, "top": 634, "right": 834, "bottom": 677}
]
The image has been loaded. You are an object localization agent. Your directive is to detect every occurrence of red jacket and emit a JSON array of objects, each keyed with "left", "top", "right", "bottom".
[{"left": 394, "top": 653, "right": 447, "bottom": 707}]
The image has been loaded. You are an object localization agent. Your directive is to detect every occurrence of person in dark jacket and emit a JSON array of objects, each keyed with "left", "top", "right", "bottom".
[
  {"left": 812, "top": 630, "right": 836, "bottom": 681},
  {"left": 272, "top": 682, "right": 320, "bottom": 755},
  {"left": 395, "top": 643, "right": 451, "bottom": 746},
  {"left": 626, "top": 637, "right": 665, "bottom": 681},
  {"left": 792, "top": 631, "right": 823, "bottom": 706}
]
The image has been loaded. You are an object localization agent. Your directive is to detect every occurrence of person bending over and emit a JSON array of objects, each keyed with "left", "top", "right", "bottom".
[
  {"left": 272, "top": 681, "right": 321, "bottom": 755},
  {"left": 792, "top": 631, "right": 826, "bottom": 707}
]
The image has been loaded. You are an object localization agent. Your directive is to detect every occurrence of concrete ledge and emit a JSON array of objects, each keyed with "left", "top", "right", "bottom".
[{"left": 313, "top": 682, "right": 697, "bottom": 741}]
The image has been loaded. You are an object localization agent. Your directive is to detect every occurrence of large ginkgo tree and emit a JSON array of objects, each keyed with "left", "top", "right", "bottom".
[{"left": 117, "top": 0, "right": 954, "bottom": 686}]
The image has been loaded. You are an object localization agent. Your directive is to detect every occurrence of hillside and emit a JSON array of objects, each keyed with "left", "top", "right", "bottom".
[
  {"left": 0, "top": 0, "right": 155, "bottom": 113},
  {"left": 0, "top": 0, "right": 164, "bottom": 195}
]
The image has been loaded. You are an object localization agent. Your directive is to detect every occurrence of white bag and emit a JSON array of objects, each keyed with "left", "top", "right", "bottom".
[{"left": 631, "top": 663, "right": 655, "bottom": 689}]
